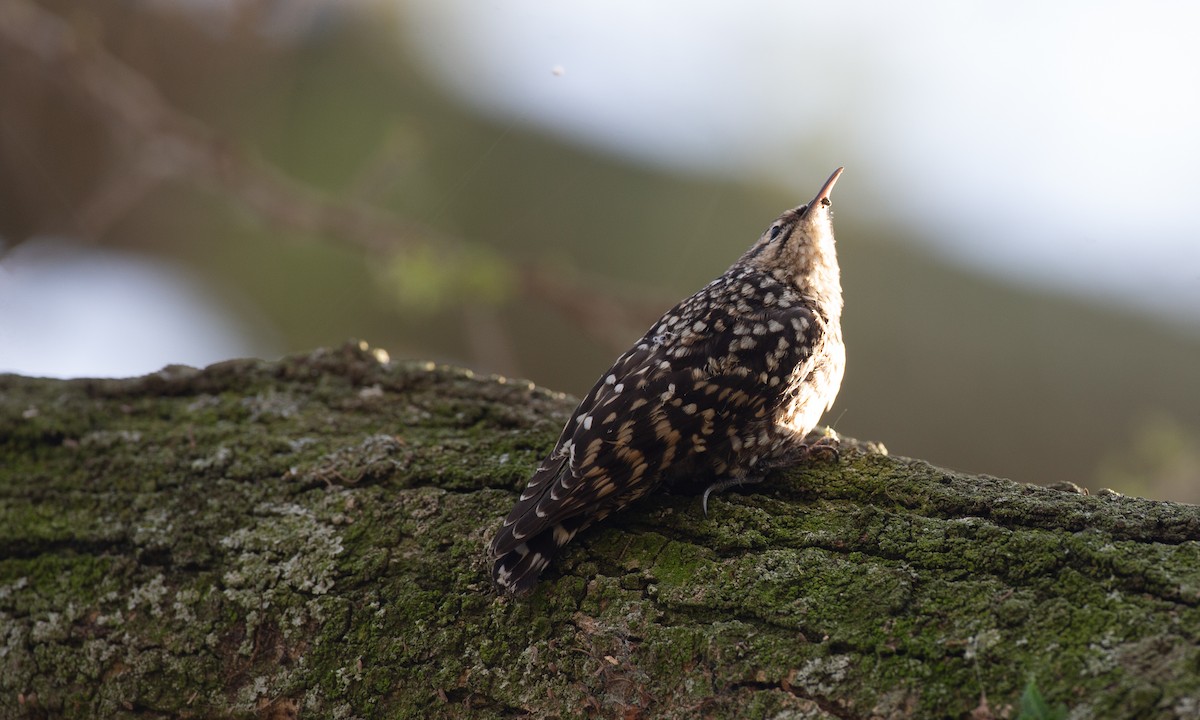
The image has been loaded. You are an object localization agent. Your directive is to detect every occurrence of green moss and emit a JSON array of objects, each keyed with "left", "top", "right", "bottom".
[{"left": 3, "top": 345, "right": 1200, "bottom": 718}]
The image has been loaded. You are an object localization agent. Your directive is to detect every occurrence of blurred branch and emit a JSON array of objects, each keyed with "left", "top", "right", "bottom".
[
  {"left": 520, "top": 266, "right": 662, "bottom": 352},
  {"left": 0, "top": 0, "right": 663, "bottom": 358},
  {"left": 0, "top": 0, "right": 428, "bottom": 254}
]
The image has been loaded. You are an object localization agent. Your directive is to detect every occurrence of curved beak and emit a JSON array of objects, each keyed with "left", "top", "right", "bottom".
[{"left": 804, "top": 167, "right": 844, "bottom": 214}]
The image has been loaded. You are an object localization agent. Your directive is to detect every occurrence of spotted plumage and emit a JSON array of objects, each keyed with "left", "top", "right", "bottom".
[{"left": 490, "top": 168, "right": 847, "bottom": 595}]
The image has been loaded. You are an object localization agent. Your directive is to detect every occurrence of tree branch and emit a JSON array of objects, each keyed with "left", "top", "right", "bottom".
[{"left": 2, "top": 343, "right": 1198, "bottom": 718}]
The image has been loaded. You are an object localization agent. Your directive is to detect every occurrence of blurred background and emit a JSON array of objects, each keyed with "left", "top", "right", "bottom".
[{"left": 2, "top": 0, "right": 1199, "bottom": 500}]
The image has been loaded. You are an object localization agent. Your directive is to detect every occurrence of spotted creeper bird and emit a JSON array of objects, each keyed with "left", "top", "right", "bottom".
[{"left": 490, "top": 167, "right": 847, "bottom": 595}]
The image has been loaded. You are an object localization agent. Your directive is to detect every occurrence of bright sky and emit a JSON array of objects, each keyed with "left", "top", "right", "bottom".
[
  {"left": 399, "top": 0, "right": 1200, "bottom": 325},
  {"left": 0, "top": 240, "right": 258, "bottom": 378}
]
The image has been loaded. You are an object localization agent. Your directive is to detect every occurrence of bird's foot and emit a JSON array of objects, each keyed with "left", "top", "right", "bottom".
[
  {"left": 801, "top": 431, "right": 841, "bottom": 464},
  {"left": 772, "top": 430, "right": 841, "bottom": 467},
  {"left": 702, "top": 475, "right": 764, "bottom": 517}
]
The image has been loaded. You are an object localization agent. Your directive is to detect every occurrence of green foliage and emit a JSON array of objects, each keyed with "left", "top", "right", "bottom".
[
  {"left": 1017, "top": 681, "right": 1068, "bottom": 720},
  {"left": 376, "top": 242, "right": 515, "bottom": 313}
]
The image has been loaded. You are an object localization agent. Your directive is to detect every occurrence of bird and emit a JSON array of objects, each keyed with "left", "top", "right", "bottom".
[{"left": 489, "top": 167, "right": 847, "bottom": 595}]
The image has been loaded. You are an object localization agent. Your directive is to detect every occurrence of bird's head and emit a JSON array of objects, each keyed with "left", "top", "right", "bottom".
[{"left": 739, "top": 167, "right": 844, "bottom": 307}]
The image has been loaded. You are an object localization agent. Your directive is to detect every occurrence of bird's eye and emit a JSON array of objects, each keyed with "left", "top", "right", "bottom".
[{"left": 768, "top": 225, "right": 783, "bottom": 240}]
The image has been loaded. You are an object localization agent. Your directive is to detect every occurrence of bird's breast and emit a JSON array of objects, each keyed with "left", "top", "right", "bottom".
[{"left": 777, "top": 323, "right": 845, "bottom": 440}]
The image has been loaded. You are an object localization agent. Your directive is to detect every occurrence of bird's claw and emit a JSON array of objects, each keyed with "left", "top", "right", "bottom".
[
  {"left": 702, "top": 475, "right": 764, "bottom": 517},
  {"left": 804, "top": 434, "right": 841, "bottom": 464}
]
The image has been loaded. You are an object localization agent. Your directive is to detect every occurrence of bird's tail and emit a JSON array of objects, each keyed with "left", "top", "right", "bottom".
[{"left": 491, "top": 521, "right": 578, "bottom": 595}]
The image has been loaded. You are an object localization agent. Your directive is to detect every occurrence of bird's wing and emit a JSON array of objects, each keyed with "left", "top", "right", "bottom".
[
  {"left": 488, "top": 340, "right": 657, "bottom": 558},
  {"left": 491, "top": 300, "right": 824, "bottom": 558}
]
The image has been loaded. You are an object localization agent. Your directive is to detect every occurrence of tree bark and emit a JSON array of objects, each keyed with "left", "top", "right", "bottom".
[{"left": 2, "top": 342, "right": 1198, "bottom": 719}]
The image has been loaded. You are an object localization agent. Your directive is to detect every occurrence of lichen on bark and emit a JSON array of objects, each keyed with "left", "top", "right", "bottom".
[{"left": 1, "top": 342, "right": 1198, "bottom": 719}]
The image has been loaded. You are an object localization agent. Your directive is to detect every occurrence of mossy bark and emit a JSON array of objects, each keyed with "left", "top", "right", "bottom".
[{"left": 2, "top": 342, "right": 1198, "bottom": 719}]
